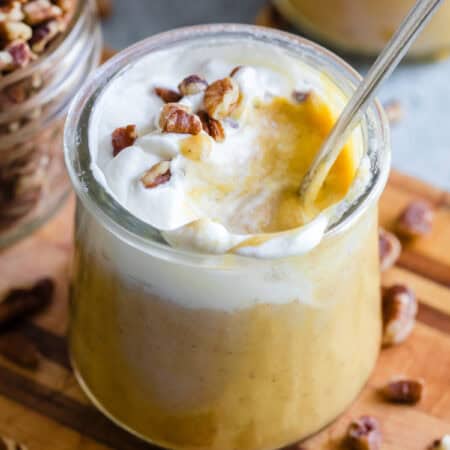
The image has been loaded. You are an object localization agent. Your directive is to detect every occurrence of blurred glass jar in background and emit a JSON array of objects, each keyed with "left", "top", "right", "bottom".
[
  {"left": 274, "top": 0, "right": 450, "bottom": 59},
  {"left": 0, "top": 0, "right": 102, "bottom": 247}
]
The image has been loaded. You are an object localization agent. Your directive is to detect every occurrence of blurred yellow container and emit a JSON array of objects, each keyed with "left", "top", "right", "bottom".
[{"left": 274, "top": 0, "right": 450, "bottom": 59}]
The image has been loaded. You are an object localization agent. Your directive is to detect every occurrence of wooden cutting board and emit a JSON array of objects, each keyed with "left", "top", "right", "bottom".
[{"left": 0, "top": 171, "right": 448, "bottom": 450}]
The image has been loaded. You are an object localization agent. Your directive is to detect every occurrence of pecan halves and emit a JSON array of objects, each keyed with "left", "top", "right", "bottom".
[
  {"left": 0, "top": 0, "right": 73, "bottom": 76},
  {"left": 141, "top": 161, "right": 171, "bottom": 189},
  {"left": 379, "top": 228, "right": 401, "bottom": 271},
  {"left": 0, "top": 51, "right": 13, "bottom": 72},
  {"left": 0, "top": 41, "right": 33, "bottom": 72},
  {"left": 0, "top": 2, "right": 25, "bottom": 22},
  {"left": 396, "top": 200, "right": 434, "bottom": 238},
  {"left": 154, "top": 87, "right": 182, "bottom": 103},
  {"left": 382, "top": 284, "right": 418, "bottom": 347},
  {"left": 54, "top": 0, "right": 75, "bottom": 13},
  {"left": 0, "top": 21, "right": 32, "bottom": 42},
  {"left": 8, "top": 40, "right": 33, "bottom": 68},
  {"left": 23, "top": 0, "right": 62, "bottom": 25},
  {"left": 178, "top": 74, "right": 208, "bottom": 96},
  {"left": 204, "top": 77, "right": 240, "bottom": 120},
  {"left": 29, "top": 19, "right": 62, "bottom": 53},
  {"left": 159, "top": 103, "right": 202, "bottom": 135},
  {"left": 344, "top": 416, "right": 382, "bottom": 450},
  {"left": 0, "top": 278, "right": 54, "bottom": 327},
  {"left": 380, "top": 378, "right": 424, "bottom": 404},
  {"left": 198, "top": 110, "right": 225, "bottom": 142},
  {"left": 111, "top": 124, "right": 137, "bottom": 156}
]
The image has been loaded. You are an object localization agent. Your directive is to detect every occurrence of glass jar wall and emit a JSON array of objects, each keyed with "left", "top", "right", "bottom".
[
  {"left": 65, "top": 25, "right": 391, "bottom": 450},
  {"left": 0, "top": 0, "right": 102, "bottom": 246}
]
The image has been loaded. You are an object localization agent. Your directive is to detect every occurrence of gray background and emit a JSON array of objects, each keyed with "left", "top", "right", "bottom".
[{"left": 102, "top": 0, "right": 450, "bottom": 191}]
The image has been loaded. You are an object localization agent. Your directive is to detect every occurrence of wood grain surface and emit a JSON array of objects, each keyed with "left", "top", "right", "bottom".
[{"left": 0, "top": 170, "right": 448, "bottom": 450}]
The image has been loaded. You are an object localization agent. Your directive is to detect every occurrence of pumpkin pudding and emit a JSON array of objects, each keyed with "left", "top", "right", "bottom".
[{"left": 67, "top": 32, "right": 389, "bottom": 450}]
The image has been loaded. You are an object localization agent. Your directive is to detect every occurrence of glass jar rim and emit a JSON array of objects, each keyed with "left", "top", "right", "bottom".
[
  {"left": 0, "top": 0, "right": 88, "bottom": 89},
  {"left": 64, "top": 24, "right": 391, "bottom": 266}
]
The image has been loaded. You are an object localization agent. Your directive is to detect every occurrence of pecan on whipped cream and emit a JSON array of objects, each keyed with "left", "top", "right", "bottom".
[{"left": 91, "top": 42, "right": 370, "bottom": 258}]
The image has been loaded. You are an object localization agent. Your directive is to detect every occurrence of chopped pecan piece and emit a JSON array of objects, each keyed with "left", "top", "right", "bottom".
[
  {"left": 0, "top": 51, "right": 13, "bottom": 71},
  {"left": 396, "top": 200, "right": 434, "bottom": 238},
  {"left": 229, "top": 65, "right": 244, "bottom": 77},
  {"left": 384, "top": 99, "right": 404, "bottom": 125},
  {"left": 159, "top": 103, "right": 202, "bottom": 135},
  {"left": 0, "top": 278, "right": 54, "bottom": 327},
  {"left": 0, "top": 1, "right": 24, "bottom": 22},
  {"left": 380, "top": 378, "right": 424, "bottom": 404},
  {"left": 198, "top": 110, "right": 225, "bottom": 142},
  {"left": 141, "top": 161, "right": 171, "bottom": 189},
  {"left": 292, "top": 90, "right": 311, "bottom": 103},
  {"left": 154, "top": 87, "right": 182, "bottom": 103},
  {"left": 344, "top": 416, "right": 382, "bottom": 450},
  {"left": 29, "top": 19, "right": 62, "bottom": 53},
  {"left": 0, "top": 332, "right": 40, "bottom": 369},
  {"left": 382, "top": 284, "right": 417, "bottom": 347},
  {"left": 23, "top": 0, "right": 62, "bottom": 25},
  {"left": 7, "top": 40, "right": 33, "bottom": 70},
  {"left": 204, "top": 77, "right": 240, "bottom": 120},
  {"left": 0, "top": 20, "right": 32, "bottom": 42},
  {"left": 379, "top": 228, "right": 401, "bottom": 271},
  {"left": 111, "top": 124, "right": 137, "bottom": 156},
  {"left": 428, "top": 436, "right": 450, "bottom": 450},
  {"left": 54, "top": 0, "right": 73, "bottom": 12},
  {"left": 178, "top": 74, "right": 208, "bottom": 96}
]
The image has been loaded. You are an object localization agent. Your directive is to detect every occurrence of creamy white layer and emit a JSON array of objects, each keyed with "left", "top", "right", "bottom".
[{"left": 89, "top": 41, "right": 366, "bottom": 258}]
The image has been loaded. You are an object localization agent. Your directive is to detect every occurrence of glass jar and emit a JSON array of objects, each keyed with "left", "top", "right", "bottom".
[
  {"left": 65, "top": 25, "right": 391, "bottom": 450},
  {"left": 274, "top": 0, "right": 450, "bottom": 59},
  {"left": 0, "top": 0, "right": 102, "bottom": 247}
]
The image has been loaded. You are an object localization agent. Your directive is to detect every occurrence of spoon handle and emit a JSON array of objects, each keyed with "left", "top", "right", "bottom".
[{"left": 300, "top": 0, "right": 445, "bottom": 207}]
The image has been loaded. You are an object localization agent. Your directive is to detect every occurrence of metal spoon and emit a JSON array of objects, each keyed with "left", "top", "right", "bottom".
[{"left": 299, "top": 0, "right": 445, "bottom": 209}]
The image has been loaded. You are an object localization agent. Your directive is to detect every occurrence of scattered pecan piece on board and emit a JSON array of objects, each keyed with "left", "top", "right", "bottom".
[
  {"left": 382, "top": 284, "right": 417, "bottom": 347},
  {"left": 380, "top": 378, "right": 424, "bottom": 404}
]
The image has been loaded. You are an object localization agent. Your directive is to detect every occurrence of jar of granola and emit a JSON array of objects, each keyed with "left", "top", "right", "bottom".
[
  {"left": 273, "top": 0, "right": 450, "bottom": 59},
  {"left": 0, "top": 0, "right": 101, "bottom": 246}
]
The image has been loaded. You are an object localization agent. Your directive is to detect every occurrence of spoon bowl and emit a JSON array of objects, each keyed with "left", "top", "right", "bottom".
[{"left": 299, "top": 0, "right": 445, "bottom": 210}]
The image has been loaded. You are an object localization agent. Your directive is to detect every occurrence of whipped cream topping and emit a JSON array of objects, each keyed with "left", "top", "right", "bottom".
[{"left": 89, "top": 42, "right": 366, "bottom": 258}]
